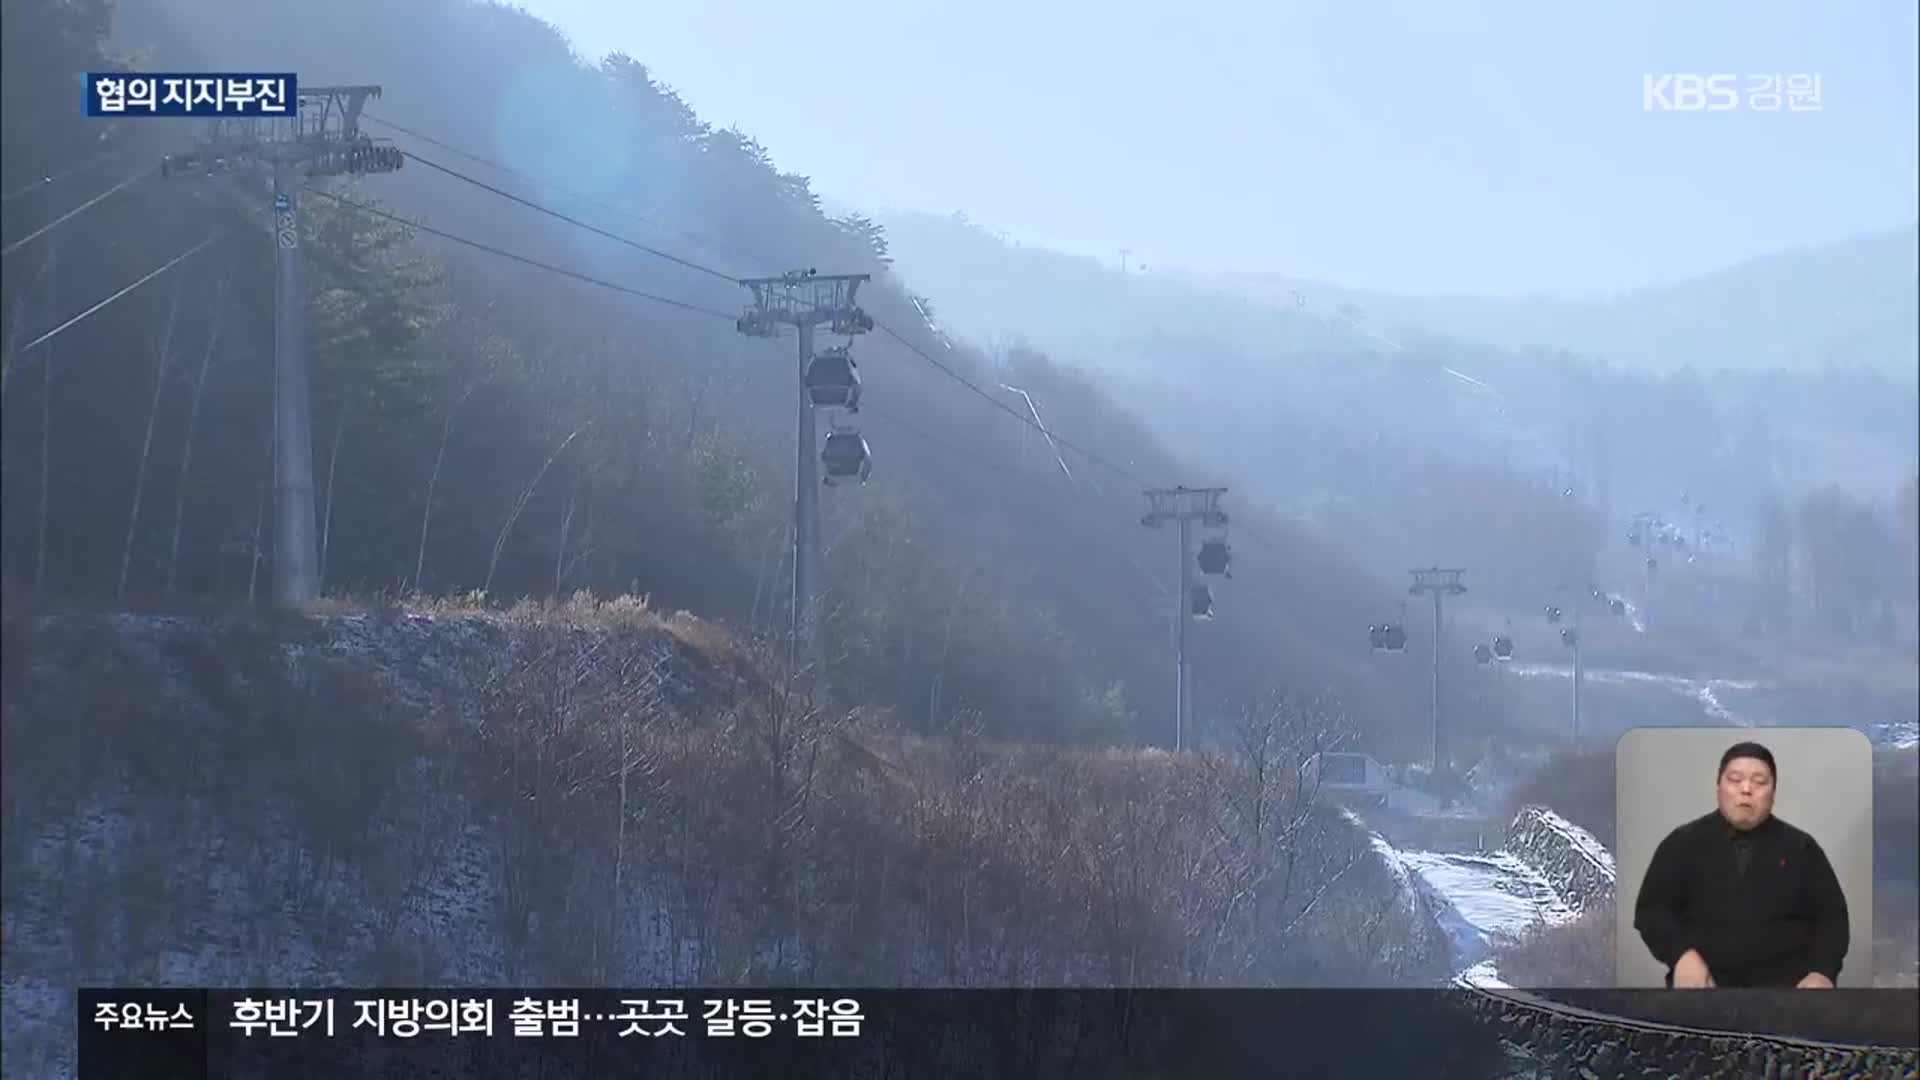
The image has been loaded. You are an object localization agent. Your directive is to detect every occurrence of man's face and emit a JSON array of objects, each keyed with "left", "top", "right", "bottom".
[{"left": 1717, "top": 756, "right": 1775, "bottom": 830}]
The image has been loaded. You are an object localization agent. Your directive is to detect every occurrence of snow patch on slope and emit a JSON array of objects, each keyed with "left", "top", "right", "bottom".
[
  {"left": 1878, "top": 721, "right": 1918, "bottom": 751},
  {"left": 1358, "top": 822, "right": 1580, "bottom": 988},
  {"left": 1399, "top": 850, "right": 1574, "bottom": 941},
  {"left": 1455, "top": 958, "right": 1510, "bottom": 989}
]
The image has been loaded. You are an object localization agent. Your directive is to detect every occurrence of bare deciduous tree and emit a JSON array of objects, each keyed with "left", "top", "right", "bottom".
[
  {"left": 33, "top": 243, "right": 59, "bottom": 590},
  {"left": 247, "top": 423, "right": 270, "bottom": 605},
  {"left": 318, "top": 400, "right": 348, "bottom": 594},
  {"left": 553, "top": 457, "right": 596, "bottom": 599},
  {"left": 118, "top": 271, "right": 184, "bottom": 598},
  {"left": 412, "top": 359, "right": 486, "bottom": 595},
  {"left": 484, "top": 420, "right": 591, "bottom": 598},
  {"left": 165, "top": 277, "right": 226, "bottom": 594},
  {"left": 0, "top": 242, "right": 55, "bottom": 393}
]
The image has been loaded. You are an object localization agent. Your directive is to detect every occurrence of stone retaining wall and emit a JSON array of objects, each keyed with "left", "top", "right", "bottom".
[
  {"left": 1458, "top": 985, "right": 1919, "bottom": 1079},
  {"left": 1506, "top": 804, "right": 1616, "bottom": 914}
]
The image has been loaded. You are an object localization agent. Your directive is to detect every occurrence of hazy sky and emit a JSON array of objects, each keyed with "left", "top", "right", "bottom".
[{"left": 517, "top": 0, "right": 1917, "bottom": 299}]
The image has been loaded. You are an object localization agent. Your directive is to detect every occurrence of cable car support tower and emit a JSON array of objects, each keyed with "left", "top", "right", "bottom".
[
  {"left": 736, "top": 270, "right": 874, "bottom": 671},
  {"left": 1140, "top": 486, "right": 1230, "bottom": 751},
  {"left": 1408, "top": 567, "right": 1466, "bottom": 775},
  {"left": 159, "top": 84, "right": 402, "bottom": 609}
]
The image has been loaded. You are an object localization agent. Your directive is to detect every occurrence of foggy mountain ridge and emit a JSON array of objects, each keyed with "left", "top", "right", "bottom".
[
  {"left": 883, "top": 210, "right": 1920, "bottom": 382},
  {"left": 880, "top": 209, "right": 1920, "bottom": 514},
  {"left": 1193, "top": 223, "right": 1920, "bottom": 383}
]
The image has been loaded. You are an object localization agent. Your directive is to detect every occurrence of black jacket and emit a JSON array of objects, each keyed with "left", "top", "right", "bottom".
[{"left": 1633, "top": 811, "right": 1849, "bottom": 988}]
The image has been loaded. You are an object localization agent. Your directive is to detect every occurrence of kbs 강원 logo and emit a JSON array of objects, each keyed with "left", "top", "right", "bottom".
[
  {"left": 1644, "top": 74, "right": 1737, "bottom": 112},
  {"left": 1643, "top": 74, "right": 1823, "bottom": 113}
]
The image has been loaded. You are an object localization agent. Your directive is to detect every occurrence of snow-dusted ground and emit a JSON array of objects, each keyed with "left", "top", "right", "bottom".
[
  {"left": 1507, "top": 660, "right": 1920, "bottom": 749},
  {"left": 1359, "top": 648, "right": 1913, "bottom": 993},
  {"left": 1395, "top": 848, "right": 1576, "bottom": 980},
  {"left": 1618, "top": 598, "right": 1649, "bottom": 634},
  {"left": 1506, "top": 662, "right": 1755, "bottom": 727},
  {"left": 0, "top": 612, "right": 736, "bottom": 1079},
  {"left": 1352, "top": 803, "right": 1583, "bottom": 989},
  {"left": 1349, "top": 764, "right": 1615, "bottom": 989}
]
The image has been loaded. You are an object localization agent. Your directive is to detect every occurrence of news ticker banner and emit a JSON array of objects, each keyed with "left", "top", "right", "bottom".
[
  {"left": 83, "top": 73, "right": 297, "bottom": 118},
  {"left": 75, "top": 987, "right": 1920, "bottom": 1079}
]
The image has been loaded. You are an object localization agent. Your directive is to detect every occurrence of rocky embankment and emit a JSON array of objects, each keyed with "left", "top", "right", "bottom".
[
  {"left": 1503, "top": 804, "right": 1615, "bottom": 915},
  {"left": 1462, "top": 987, "right": 1919, "bottom": 1079}
]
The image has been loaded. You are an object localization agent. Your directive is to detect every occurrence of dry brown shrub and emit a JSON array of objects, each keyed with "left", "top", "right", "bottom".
[{"left": 1489, "top": 895, "right": 1617, "bottom": 988}]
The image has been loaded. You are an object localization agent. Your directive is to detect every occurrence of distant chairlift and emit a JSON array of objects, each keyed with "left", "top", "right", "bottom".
[
  {"left": 830, "top": 306, "right": 876, "bottom": 336},
  {"left": 804, "top": 345, "right": 862, "bottom": 412},
  {"left": 821, "top": 428, "right": 872, "bottom": 486},
  {"left": 1369, "top": 622, "right": 1408, "bottom": 653},
  {"left": 341, "top": 141, "right": 404, "bottom": 174},
  {"left": 162, "top": 152, "right": 232, "bottom": 177},
  {"left": 736, "top": 311, "right": 778, "bottom": 338}
]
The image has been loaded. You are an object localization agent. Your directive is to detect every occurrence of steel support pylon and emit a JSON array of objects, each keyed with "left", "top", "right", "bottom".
[
  {"left": 163, "top": 84, "right": 400, "bottom": 609},
  {"left": 1141, "top": 486, "right": 1229, "bottom": 751},
  {"left": 270, "top": 165, "right": 318, "bottom": 606},
  {"left": 1409, "top": 567, "right": 1467, "bottom": 775},
  {"left": 794, "top": 321, "right": 820, "bottom": 662},
  {"left": 736, "top": 270, "right": 873, "bottom": 673}
]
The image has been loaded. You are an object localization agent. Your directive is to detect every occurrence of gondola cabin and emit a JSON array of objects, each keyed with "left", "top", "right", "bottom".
[
  {"left": 1190, "top": 584, "right": 1214, "bottom": 619},
  {"left": 1196, "top": 538, "right": 1231, "bottom": 576},
  {"left": 821, "top": 429, "right": 872, "bottom": 486},
  {"left": 804, "top": 346, "right": 862, "bottom": 411}
]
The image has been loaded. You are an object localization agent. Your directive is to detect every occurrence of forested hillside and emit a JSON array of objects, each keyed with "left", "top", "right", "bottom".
[
  {"left": 882, "top": 211, "right": 1919, "bottom": 634},
  {"left": 0, "top": 0, "right": 1517, "bottom": 759}
]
